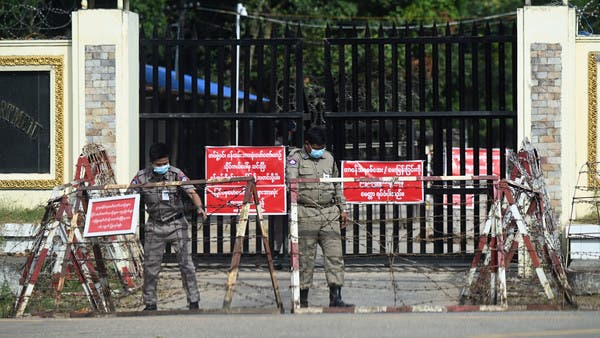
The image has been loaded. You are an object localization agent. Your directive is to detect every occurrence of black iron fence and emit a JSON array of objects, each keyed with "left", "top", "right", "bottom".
[
  {"left": 139, "top": 26, "right": 304, "bottom": 175},
  {"left": 139, "top": 20, "right": 517, "bottom": 258},
  {"left": 324, "top": 22, "right": 517, "bottom": 255},
  {"left": 139, "top": 27, "right": 304, "bottom": 257}
]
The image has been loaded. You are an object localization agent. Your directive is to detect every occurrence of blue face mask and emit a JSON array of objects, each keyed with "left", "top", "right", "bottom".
[
  {"left": 153, "top": 163, "right": 170, "bottom": 175},
  {"left": 309, "top": 148, "right": 325, "bottom": 159}
]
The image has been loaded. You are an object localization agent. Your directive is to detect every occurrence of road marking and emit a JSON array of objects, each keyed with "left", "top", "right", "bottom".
[{"left": 470, "top": 328, "right": 600, "bottom": 338}]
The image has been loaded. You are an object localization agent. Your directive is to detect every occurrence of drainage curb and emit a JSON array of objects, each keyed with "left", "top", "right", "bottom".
[{"left": 292, "top": 304, "right": 564, "bottom": 314}]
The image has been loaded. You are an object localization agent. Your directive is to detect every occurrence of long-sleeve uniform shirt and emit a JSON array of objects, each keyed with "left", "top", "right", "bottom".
[{"left": 286, "top": 147, "right": 345, "bottom": 207}]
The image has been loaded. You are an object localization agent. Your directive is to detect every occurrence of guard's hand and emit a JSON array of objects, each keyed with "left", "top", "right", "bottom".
[
  {"left": 197, "top": 207, "right": 207, "bottom": 222},
  {"left": 340, "top": 210, "right": 348, "bottom": 229}
]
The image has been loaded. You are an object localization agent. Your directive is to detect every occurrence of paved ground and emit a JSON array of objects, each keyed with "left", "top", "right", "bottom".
[
  {"left": 3, "top": 311, "right": 600, "bottom": 338},
  {"left": 5, "top": 254, "right": 599, "bottom": 317},
  {"left": 112, "top": 262, "right": 465, "bottom": 313}
]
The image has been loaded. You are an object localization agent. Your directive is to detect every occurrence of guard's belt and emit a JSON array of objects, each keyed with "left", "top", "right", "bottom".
[
  {"left": 159, "top": 212, "right": 185, "bottom": 223},
  {"left": 298, "top": 203, "right": 336, "bottom": 208}
]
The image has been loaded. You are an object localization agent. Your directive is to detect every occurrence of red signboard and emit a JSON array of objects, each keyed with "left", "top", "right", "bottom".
[
  {"left": 451, "top": 148, "right": 501, "bottom": 177},
  {"left": 450, "top": 148, "right": 501, "bottom": 207},
  {"left": 341, "top": 161, "right": 424, "bottom": 204},
  {"left": 83, "top": 194, "right": 140, "bottom": 237},
  {"left": 205, "top": 146, "right": 286, "bottom": 215}
]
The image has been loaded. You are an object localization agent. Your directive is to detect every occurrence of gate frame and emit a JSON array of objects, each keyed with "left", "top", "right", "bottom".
[{"left": 323, "top": 22, "right": 517, "bottom": 255}]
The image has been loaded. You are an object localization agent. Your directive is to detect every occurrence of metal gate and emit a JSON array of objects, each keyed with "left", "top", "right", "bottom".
[
  {"left": 324, "top": 22, "right": 517, "bottom": 255},
  {"left": 139, "top": 27, "right": 304, "bottom": 258},
  {"left": 139, "top": 20, "right": 517, "bottom": 259}
]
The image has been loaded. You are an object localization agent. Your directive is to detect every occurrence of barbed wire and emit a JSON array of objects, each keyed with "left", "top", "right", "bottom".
[
  {"left": 8, "top": 168, "right": 593, "bottom": 315},
  {"left": 0, "top": 3, "right": 73, "bottom": 39},
  {"left": 3, "top": 2, "right": 600, "bottom": 40},
  {"left": 9, "top": 229, "right": 594, "bottom": 315}
]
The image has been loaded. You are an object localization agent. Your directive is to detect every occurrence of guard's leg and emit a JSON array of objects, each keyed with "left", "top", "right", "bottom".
[
  {"left": 319, "top": 206, "right": 352, "bottom": 307},
  {"left": 142, "top": 229, "right": 166, "bottom": 309},
  {"left": 300, "top": 289, "right": 309, "bottom": 308},
  {"left": 319, "top": 206, "right": 345, "bottom": 288},
  {"left": 298, "top": 206, "right": 320, "bottom": 292},
  {"left": 172, "top": 226, "right": 200, "bottom": 307}
]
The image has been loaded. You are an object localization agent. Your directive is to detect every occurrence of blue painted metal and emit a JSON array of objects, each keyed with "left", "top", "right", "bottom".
[{"left": 144, "top": 65, "right": 265, "bottom": 101}]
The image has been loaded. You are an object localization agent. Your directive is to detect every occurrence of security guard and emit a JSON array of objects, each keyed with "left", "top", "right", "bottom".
[
  {"left": 130, "top": 143, "right": 206, "bottom": 311},
  {"left": 286, "top": 126, "right": 353, "bottom": 308}
]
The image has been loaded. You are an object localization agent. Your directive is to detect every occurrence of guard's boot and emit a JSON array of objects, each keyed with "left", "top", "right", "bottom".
[
  {"left": 329, "top": 286, "right": 354, "bottom": 307},
  {"left": 300, "top": 289, "right": 309, "bottom": 308},
  {"left": 272, "top": 252, "right": 283, "bottom": 271},
  {"left": 143, "top": 303, "right": 157, "bottom": 311},
  {"left": 189, "top": 301, "right": 199, "bottom": 310}
]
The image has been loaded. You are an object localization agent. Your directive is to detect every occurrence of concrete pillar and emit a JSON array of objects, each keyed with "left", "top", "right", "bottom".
[
  {"left": 71, "top": 9, "right": 139, "bottom": 184},
  {"left": 517, "top": 6, "right": 576, "bottom": 226}
]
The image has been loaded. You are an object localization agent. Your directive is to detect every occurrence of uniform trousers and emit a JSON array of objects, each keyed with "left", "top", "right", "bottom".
[
  {"left": 298, "top": 205, "right": 345, "bottom": 289},
  {"left": 142, "top": 219, "right": 199, "bottom": 305}
]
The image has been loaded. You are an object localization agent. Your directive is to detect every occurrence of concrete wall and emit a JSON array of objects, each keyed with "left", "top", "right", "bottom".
[
  {"left": 518, "top": 6, "right": 600, "bottom": 225},
  {"left": 0, "top": 9, "right": 138, "bottom": 208},
  {"left": 517, "top": 6, "right": 577, "bottom": 227},
  {"left": 72, "top": 9, "right": 139, "bottom": 186}
]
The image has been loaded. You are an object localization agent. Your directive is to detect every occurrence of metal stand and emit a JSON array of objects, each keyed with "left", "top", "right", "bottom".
[
  {"left": 14, "top": 196, "right": 114, "bottom": 317},
  {"left": 222, "top": 179, "right": 283, "bottom": 312},
  {"left": 460, "top": 139, "right": 574, "bottom": 306}
]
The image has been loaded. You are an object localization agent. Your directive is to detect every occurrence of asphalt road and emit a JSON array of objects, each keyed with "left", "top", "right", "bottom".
[
  {"left": 2, "top": 311, "right": 600, "bottom": 338},
  {"left": 4, "top": 259, "right": 599, "bottom": 338}
]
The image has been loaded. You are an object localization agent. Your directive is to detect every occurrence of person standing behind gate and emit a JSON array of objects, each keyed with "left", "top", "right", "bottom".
[
  {"left": 286, "top": 126, "right": 353, "bottom": 308},
  {"left": 129, "top": 143, "right": 206, "bottom": 311}
]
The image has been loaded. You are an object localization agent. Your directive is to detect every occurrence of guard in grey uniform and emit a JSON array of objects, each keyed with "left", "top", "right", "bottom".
[
  {"left": 130, "top": 143, "right": 206, "bottom": 311},
  {"left": 286, "top": 126, "right": 353, "bottom": 308}
]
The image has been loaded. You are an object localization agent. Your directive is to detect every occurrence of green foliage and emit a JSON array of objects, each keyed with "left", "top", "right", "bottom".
[
  {"left": 243, "top": 0, "right": 521, "bottom": 25},
  {"left": 0, "top": 280, "right": 15, "bottom": 318},
  {"left": 571, "top": 0, "right": 600, "bottom": 34},
  {"left": 393, "top": 0, "right": 462, "bottom": 23},
  {"left": 130, "top": 0, "right": 169, "bottom": 37},
  {"left": 0, "top": 201, "right": 45, "bottom": 224},
  {"left": 20, "top": 273, "right": 93, "bottom": 315},
  {"left": 456, "top": 0, "right": 522, "bottom": 19},
  {"left": 280, "top": 0, "right": 359, "bottom": 19}
]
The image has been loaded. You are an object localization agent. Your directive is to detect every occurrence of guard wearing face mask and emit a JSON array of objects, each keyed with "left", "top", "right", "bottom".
[
  {"left": 286, "top": 126, "right": 353, "bottom": 308},
  {"left": 129, "top": 143, "right": 206, "bottom": 311}
]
